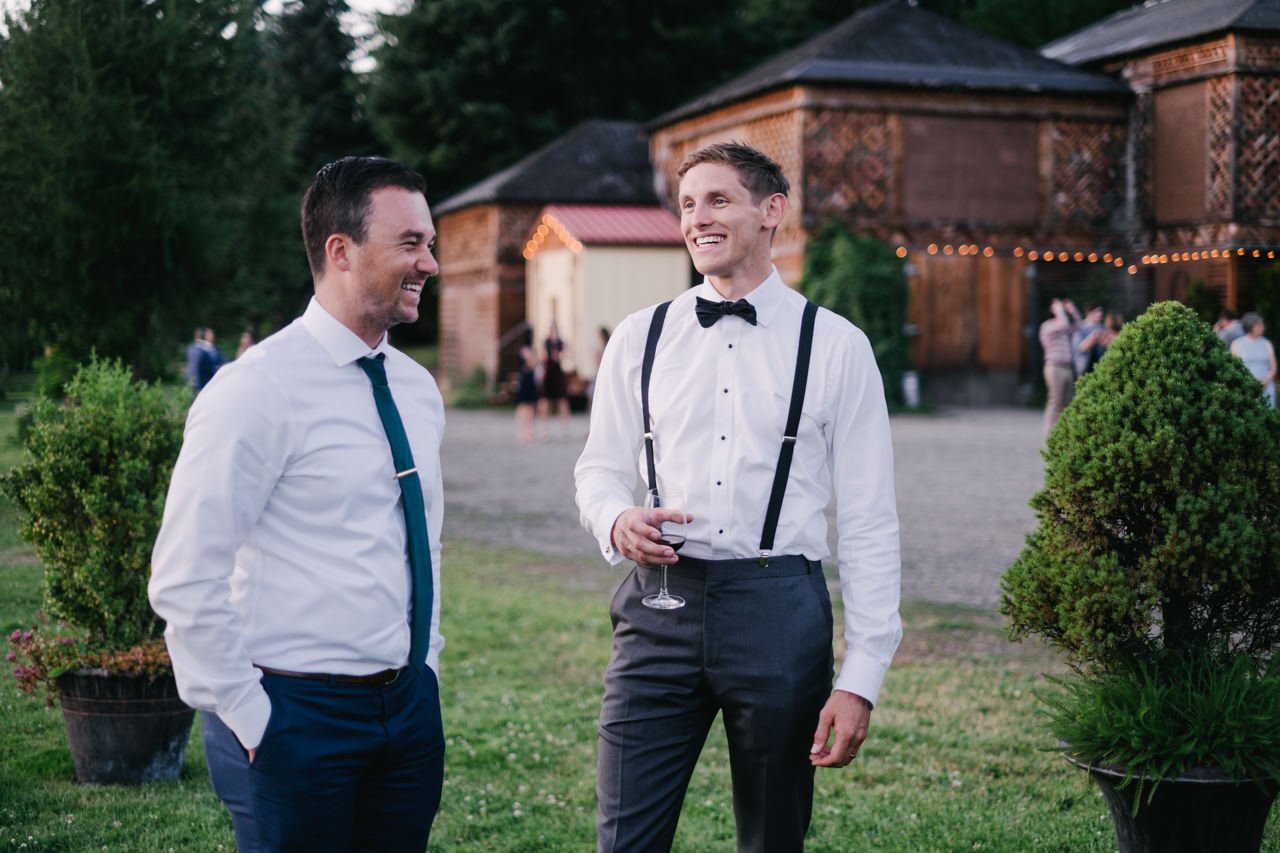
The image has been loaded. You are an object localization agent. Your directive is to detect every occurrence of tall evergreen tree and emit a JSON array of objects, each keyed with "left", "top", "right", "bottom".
[
  {"left": 269, "top": 0, "right": 379, "bottom": 176},
  {"left": 0, "top": 0, "right": 298, "bottom": 377},
  {"left": 365, "top": 0, "right": 865, "bottom": 200},
  {"left": 957, "top": 0, "right": 1136, "bottom": 50},
  {"left": 260, "top": 0, "right": 383, "bottom": 325}
]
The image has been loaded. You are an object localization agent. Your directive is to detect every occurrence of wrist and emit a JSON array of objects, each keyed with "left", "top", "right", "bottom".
[{"left": 835, "top": 688, "right": 873, "bottom": 711}]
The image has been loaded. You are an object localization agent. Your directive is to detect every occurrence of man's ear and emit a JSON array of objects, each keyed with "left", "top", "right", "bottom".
[
  {"left": 325, "top": 234, "right": 352, "bottom": 272},
  {"left": 762, "top": 193, "right": 787, "bottom": 230}
]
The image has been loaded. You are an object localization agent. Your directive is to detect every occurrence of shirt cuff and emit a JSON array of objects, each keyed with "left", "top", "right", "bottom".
[
  {"left": 218, "top": 685, "right": 273, "bottom": 751},
  {"left": 833, "top": 649, "right": 891, "bottom": 708},
  {"left": 594, "top": 499, "right": 633, "bottom": 565}
]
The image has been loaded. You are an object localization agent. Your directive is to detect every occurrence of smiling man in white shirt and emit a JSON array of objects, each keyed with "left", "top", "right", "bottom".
[
  {"left": 150, "top": 157, "right": 446, "bottom": 852},
  {"left": 575, "top": 142, "right": 902, "bottom": 852}
]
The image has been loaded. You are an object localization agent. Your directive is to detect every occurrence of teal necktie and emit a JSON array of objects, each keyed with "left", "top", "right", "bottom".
[{"left": 356, "top": 355, "right": 432, "bottom": 674}]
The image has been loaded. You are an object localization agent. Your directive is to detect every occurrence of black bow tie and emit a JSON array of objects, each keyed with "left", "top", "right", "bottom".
[{"left": 695, "top": 296, "right": 758, "bottom": 328}]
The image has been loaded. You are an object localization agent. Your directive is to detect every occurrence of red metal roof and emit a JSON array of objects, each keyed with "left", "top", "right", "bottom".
[{"left": 542, "top": 204, "right": 683, "bottom": 246}]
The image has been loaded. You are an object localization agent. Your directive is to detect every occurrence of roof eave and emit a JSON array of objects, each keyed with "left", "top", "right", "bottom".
[{"left": 646, "top": 72, "right": 1129, "bottom": 131}]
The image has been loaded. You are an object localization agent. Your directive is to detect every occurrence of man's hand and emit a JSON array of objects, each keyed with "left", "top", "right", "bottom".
[
  {"left": 809, "top": 689, "right": 871, "bottom": 768},
  {"left": 611, "top": 506, "right": 691, "bottom": 565}
]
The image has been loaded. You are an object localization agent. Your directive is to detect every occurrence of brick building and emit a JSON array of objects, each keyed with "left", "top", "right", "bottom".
[
  {"left": 1043, "top": 0, "right": 1280, "bottom": 312},
  {"left": 645, "top": 0, "right": 1132, "bottom": 403},
  {"left": 434, "top": 120, "right": 661, "bottom": 383},
  {"left": 436, "top": 0, "right": 1280, "bottom": 404}
]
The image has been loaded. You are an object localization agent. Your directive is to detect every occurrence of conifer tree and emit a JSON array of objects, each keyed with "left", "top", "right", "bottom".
[{"left": 0, "top": 0, "right": 297, "bottom": 377}]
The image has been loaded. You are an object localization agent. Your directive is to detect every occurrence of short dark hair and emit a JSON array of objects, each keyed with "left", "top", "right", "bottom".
[
  {"left": 1242, "top": 312, "right": 1265, "bottom": 334},
  {"left": 301, "top": 156, "right": 427, "bottom": 277},
  {"left": 676, "top": 142, "right": 789, "bottom": 203}
]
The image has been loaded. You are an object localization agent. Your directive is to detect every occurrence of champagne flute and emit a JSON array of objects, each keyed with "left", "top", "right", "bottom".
[{"left": 641, "top": 488, "right": 687, "bottom": 610}]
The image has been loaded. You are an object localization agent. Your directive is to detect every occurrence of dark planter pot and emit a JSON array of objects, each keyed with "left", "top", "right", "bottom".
[
  {"left": 55, "top": 668, "right": 195, "bottom": 785},
  {"left": 1068, "top": 756, "right": 1278, "bottom": 853}
]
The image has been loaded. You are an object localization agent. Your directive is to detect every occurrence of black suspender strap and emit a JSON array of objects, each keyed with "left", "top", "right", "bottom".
[
  {"left": 639, "top": 297, "right": 817, "bottom": 567},
  {"left": 759, "top": 300, "right": 819, "bottom": 566},
  {"left": 640, "top": 301, "right": 671, "bottom": 494}
]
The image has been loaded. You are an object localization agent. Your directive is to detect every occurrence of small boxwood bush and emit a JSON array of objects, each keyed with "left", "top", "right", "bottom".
[
  {"left": 2, "top": 358, "right": 187, "bottom": 651},
  {"left": 1001, "top": 301, "right": 1280, "bottom": 786}
]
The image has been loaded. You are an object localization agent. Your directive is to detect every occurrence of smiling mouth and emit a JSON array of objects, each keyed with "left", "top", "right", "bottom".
[
  {"left": 401, "top": 281, "right": 424, "bottom": 294},
  {"left": 694, "top": 236, "right": 724, "bottom": 247}
]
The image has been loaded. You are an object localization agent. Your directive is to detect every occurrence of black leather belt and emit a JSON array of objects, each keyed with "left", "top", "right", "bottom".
[{"left": 256, "top": 665, "right": 405, "bottom": 686}]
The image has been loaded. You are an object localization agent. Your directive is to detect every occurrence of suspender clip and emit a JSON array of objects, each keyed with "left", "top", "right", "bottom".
[
  {"left": 758, "top": 550, "right": 771, "bottom": 568},
  {"left": 393, "top": 467, "right": 418, "bottom": 480},
  {"left": 643, "top": 432, "right": 654, "bottom": 441},
  {"left": 782, "top": 435, "right": 796, "bottom": 444}
]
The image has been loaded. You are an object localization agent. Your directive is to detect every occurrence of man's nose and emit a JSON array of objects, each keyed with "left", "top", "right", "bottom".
[{"left": 417, "top": 250, "right": 439, "bottom": 277}]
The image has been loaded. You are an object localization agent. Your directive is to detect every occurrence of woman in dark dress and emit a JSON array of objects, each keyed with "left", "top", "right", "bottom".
[
  {"left": 514, "top": 344, "right": 540, "bottom": 443},
  {"left": 538, "top": 320, "right": 570, "bottom": 438}
]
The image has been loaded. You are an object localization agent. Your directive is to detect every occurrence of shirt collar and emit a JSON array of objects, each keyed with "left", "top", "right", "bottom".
[
  {"left": 692, "top": 267, "right": 785, "bottom": 327},
  {"left": 301, "top": 298, "right": 390, "bottom": 367}
]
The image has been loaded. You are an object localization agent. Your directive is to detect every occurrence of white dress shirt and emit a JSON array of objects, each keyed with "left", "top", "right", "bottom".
[
  {"left": 575, "top": 270, "right": 901, "bottom": 704},
  {"left": 150, "top": 298, "right": 446, "bottom": 750}
]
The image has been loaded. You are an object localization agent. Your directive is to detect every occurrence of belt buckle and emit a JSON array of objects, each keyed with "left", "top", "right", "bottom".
[{"left": 383, "top": 668, "right": 403, "bottom": 686}]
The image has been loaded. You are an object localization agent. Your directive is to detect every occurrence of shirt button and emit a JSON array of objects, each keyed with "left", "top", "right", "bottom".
[
  {"left": 716, "top": 481, "right": 722, "bottom": 486},
  {"left": 718, "top": 529, "right": 724, "bottom": 534},
  {"left": 723, "top": 388, "right": 729, "bottom": 394},
  {"left": 720, "top": 435, "right": 726, "bottom": 441},
  {"left": 728, "top": 344, "right": 733, "bottom": 349}
]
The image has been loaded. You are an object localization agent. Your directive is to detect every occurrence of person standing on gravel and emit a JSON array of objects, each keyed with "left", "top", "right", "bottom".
[
  {"left": 575, "top": 141, "right": 902, "bottom": 852},
  {"left": 1039, "top": 297, "right": 1080, "bottom": 437}
]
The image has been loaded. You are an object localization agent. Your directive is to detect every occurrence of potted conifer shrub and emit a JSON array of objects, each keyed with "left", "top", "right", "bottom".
[
  {"left": 3, "top": 357, "right": 192, "bottom": 785},
  {"left": 1001, "top": 301, "right": 1280, "bottom": 852}
]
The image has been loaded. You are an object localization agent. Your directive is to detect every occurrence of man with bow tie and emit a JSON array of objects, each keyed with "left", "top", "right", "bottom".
[{"left": 575, "top": 141, "right": 902, "bottom": 852}]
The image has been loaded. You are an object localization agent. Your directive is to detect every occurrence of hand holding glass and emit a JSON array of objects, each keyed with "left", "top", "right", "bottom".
[{"left": 641, "top": 489, "right": 687, "bottom": 610}]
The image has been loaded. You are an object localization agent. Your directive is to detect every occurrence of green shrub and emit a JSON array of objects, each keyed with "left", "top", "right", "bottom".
[
  {"left": 448, "top": 367, "right": 494, "bottom": 409},
  {"left": 799, "top": 221, "right": 909, "bottom": 407},
  {"left": 1003, "top": 302, "right": 1280, "bottom": 667},
  {"left": 1001, "top": 301, "right": 1280, "bottom": 786},
  {"left": 1, "top": 358, "right": 189, "bottom": 653},
  {"left": 33, "top": 346, "right": 82, "bottom": 400}
]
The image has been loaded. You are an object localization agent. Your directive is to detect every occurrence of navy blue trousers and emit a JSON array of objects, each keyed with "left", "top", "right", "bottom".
[
  {"left": 203, "top": 710, "right": 263, "bottom": 852},
  {"left": 207, "top": 666, "right": 443, "bottom": 852},
  {"left": 597, "top": 555, "right": 834, "bottom": 853}
]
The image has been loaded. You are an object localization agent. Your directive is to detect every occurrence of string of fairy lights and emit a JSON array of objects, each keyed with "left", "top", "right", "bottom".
[
  {"left": 894, "top": 243, "right": 1280, "bottom": 275},
  {"left": 522, "top": 214, "right": 583, "bottom": 260},
  {"left": 524, "top": 214, "right": 1280, "bottom": 272}
]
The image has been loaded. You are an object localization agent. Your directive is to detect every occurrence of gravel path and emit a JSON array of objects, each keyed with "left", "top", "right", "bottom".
[{"left": 440, "top": 407, "right": 1045, "bottom": 610}]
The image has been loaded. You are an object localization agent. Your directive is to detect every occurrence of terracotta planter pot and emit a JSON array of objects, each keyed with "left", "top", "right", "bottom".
[
  {"left": 55, "top": 669, "right": 195, "bottom": 785},
  {"left": 1068, "top": 756, "right": 1278, "bottom": 853}
]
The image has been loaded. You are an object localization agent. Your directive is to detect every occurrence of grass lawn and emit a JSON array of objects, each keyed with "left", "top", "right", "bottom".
[{"left": 0, "top": 398, "right": 1276, "bottom": 851}]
